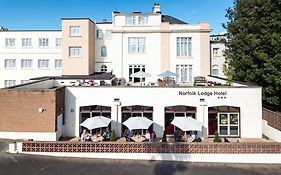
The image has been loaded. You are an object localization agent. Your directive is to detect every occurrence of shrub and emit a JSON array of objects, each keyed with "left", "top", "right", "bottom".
[
  {"left": 213, "top": 132, "right": 222, "bottom": 142},
  {"left": 109, "top": 130, "right": 117, "bottom": 141}
]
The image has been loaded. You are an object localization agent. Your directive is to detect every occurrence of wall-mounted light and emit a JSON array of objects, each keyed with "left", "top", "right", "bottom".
[
  {"left": 38, "top": 108, "right": 46, "bottom": 113},
  {"left": 70, "top": 108, "right": 75, "bottom": 113},
  {"left": 113, "top": 98, "right": 121, "bottom": 106}
]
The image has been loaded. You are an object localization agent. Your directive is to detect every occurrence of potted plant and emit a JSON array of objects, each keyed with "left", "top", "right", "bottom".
[
  {"left": 162, "top": 130, "right": 167, "bottom": 142},
  {"left": 109, "top": 130, "right": 117, "bottom": 141},
  {"left": 213, "top": 131, "right": 222, "bottom": 142}
]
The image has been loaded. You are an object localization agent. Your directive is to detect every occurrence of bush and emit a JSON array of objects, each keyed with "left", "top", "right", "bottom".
[
  {"left": 109, "top": 130, "right": 117, "bottom": 141},
  {"left": 213, "top": 132, "right": 222, "bottom": 142},
  {"left": 162, "top": 130, "right": 167, "bottom": 142}
]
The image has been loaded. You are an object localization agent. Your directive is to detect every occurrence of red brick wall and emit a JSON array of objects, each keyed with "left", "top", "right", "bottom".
[
  {"left": 0, "top": 88, "right": 64, "bottom": 132},
  {"left": 262, "top": 107, "right": 281, "bottom": 131}
]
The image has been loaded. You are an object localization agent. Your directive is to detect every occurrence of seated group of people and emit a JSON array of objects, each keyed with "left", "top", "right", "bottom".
[
  {"left": 123, "top": 129, "right": 156, "bottom": 142},
  {"left": 174, "top": 129, "right": 201, "bottom": 142},
  {"left": 80, "top": 128, "right": 111, "bottom": 142}
]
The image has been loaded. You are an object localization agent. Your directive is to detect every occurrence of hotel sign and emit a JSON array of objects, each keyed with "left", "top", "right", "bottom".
[{"left": 179, "top": 90, "right": 227, "bottom": 97}]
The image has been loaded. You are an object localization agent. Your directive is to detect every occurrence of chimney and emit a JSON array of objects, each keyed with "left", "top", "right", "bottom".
[{"left": 152, "top": 3, "right": 161, "bottom": 14}]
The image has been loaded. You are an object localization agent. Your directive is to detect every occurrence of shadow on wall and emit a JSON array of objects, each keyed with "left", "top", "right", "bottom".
[{"left": 64, "top": 88, "right": 77, "bottom": 137}]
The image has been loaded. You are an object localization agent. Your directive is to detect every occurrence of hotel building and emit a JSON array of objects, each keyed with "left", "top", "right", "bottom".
[{"left": 0, "top": 4, "right": 263, "bottom": 141}]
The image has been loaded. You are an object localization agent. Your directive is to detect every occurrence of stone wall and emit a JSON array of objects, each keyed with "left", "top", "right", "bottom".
[{"left": 263, "top": 107, "right": 281, "bottom": 131}]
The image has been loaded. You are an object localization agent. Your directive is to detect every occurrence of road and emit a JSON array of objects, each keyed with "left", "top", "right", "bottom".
[{"left": 0, "top": 139, "right": 280, "bottom": 175}]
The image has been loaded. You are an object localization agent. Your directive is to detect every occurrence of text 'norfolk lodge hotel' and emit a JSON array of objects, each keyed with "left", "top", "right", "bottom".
[{"left": 0, "top": 4, "right": 262, "bottom": 141}]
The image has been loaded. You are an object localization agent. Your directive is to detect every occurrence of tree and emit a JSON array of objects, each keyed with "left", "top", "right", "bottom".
[{"left": 224, "top": 0, "right": 281, "bottom": 109}]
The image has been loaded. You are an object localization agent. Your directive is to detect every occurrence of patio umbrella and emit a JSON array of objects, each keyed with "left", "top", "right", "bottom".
[
  {"left": 123, "top": 117, "right": 153, "bottom": 130},
  {"left": 171, "top": 117, "right": 203, "bottom": 131},
  {"left": 158, "top": 70, "right": 177, "bottom": 77},
  {"left": 130, "top": 70, "right": 151, "bottom": 86},
  {"left": 80, "top": 116, "right": 111, "bottom": 130}
]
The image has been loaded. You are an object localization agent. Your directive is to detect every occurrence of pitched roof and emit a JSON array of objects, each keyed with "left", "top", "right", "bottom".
[{"left": 161, "top": 15, "right": 187, "bottom": 24}]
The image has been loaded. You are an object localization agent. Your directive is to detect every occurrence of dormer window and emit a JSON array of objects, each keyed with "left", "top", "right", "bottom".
[{"left": 126, "top": 16, "right": 148, "bottom": 26}]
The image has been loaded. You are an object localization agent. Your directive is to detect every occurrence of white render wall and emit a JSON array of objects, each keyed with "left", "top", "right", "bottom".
[
  {"left": 211, "top": 42, "right": 226, "bottom": 78},
  {"left": 0, "top": 31, "right": 62, "bottom": 88},
  {"left": 64, "top": 86, "right": 262, "bottom": 139}
]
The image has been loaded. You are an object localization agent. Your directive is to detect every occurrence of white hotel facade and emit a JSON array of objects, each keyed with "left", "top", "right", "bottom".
[{"left": 0, "top": 4, "right": 262, "bottom": 141}]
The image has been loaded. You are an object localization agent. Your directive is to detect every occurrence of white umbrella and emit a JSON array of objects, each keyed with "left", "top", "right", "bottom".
[
  {"left": 80, "top": 116, "right": 111, "bottom": 130},
  {"left": 158, "top": 70, "right": 177, "bottom": 77},
  {"left": 130, "top": 70, "right": 151, "bottom": 86},
  {"left": 171, "top": 117, "right": 203, "bottom": 131},
  {"left": 123, "top": 117, "right": 153, "bottom": 130}
]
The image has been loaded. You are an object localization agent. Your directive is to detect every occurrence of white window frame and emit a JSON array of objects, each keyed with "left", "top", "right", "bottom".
[
  {"left": 5, "top": 38, "right": 16, "bottom": 48},
  {"left": 138, "top": 16, "right": 148, "bottom": 25},
  {"left": 176, "top": 37, "right": 192, "bottom": 57},
  {"left": 38, "top": 59, "right": 49, "bottom": 69},
  {"left": 22, "top": 38, "right": 32, "bottom": 48},
  {"left": 69, "top": 26, "right": 81, "bottom": 37},
  {"left": 39, "top": 38, "right": 49, "bottom": 48},
  {"left": 213, "top": 48, "right": 220, "bottom": 56},
  {"left": 105, "top": 30, "right": 112, "bottom": 39},
  {"left": 176, "top": 64, "right": 193, "bottom": 83},
  {"left": 69, "top": 47, "right": 81, "bottom": 57},
  {"left": 129, "top": 64, "right": 145, "bottom": 83},
  {"left": 4, "top": 59, "right": 16, "bottom": 69},
  {"left": 4, "top": 80, "right": 16, "bottom": 87},
  {"left": 212, "top": 65, "right": 219, "bottom": 76},
  {"left": 128, "top": 37, "right": 145, "bottom": 53},
  {"left": 21, "top": 59, "right": 33, "bottom": 69},
  {"left": 55, "top": 38, "right": 62, "bottom": 48},
  {"left": 55, "top": 59, "right": 62, "bottom": 69},
  {"left": 96, "top": 30, "right": 103, "bottom": 39},
  {"left": 218, "top": 113, "right": 239, "bottom": 137},
  {"left": 101, "top": 45, "right": 107, "bottom": 57}
]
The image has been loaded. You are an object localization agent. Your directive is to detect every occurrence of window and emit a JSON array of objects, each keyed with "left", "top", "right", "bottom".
[
  {"left": 101, "top": 45, "right": 107, "bottom": 57},
  {"left": 212, "top": 65, "right": 219, "bottom": 76},
  {"left": 176, "top": 65, "right": 193, "bottom": 83},
  {"left": 5, "top": 38, "right": 15, "bottom": 47},
  {"left": 21, "top": 59, "right": 33, "bottom": 69},
  {"left": 138, "top": 16, "right": 148, "bottom": 25},
  {"left": 4, "top": 80, "right": 16, "bottom": 87},
  {"left": 5, "top": 59, "right": 16, "bottom": 69},
  {"left": 218, "top": 113, "right": 239, "bottom": 136},
  {"left": 96, "top": 30, "right": 103, "bottom": 39},
  {"left": 101, "top": 65, "right": 107, "bottom": 72},
  {"left": 129, "top": 64, "right": 145, "bottom": 82},
  {"left": 21, "top": 80, "right": 30, "bottom": 84},
  {"left": 213, "top": 48, "right": 219, "bottom": 56},
  {"left": 39, "top": 38, "right": 49, "bottom": 47},
  {"left": 22, "top": 38, "right": 32, "bottom": 47},
  {"left": 69, "top": 26, "right": 80, "bottom": 36},
  {"left": 105, "top": 30, "right": 112, "bottom": 39},
  {"left": 55, "top": 38, "right": 62, "bottom": 47},
  {"left": 126, "top": 16, "right": 148, "bottom": 26},
  {"left": 176, "top": 37, "right": 192, "bottom": 57},
  {"left": 126, "top": 16, "right": 136, "bottom": 25},
  {"left": 38, "top": 59, "right": 49, "bottom": 69},
  {"left": 69, "top": 47, "right": 81, "bottom": 57},
  {"left": 55, "top": 59, "right": 62, "bottom": 69},
  {"left": 128, "top": 37, "right": 145, "bottom": 53}
]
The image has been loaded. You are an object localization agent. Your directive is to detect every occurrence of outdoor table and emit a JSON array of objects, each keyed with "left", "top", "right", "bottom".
[
  {"left": 91, "top": 135, "right": 103, "bottom": 142},
  {"left": 131, "top": 135, "right": 145, "bottom": 142}
]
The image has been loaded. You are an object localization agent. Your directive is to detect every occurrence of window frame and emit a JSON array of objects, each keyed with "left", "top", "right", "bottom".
[
  {"left": 21, "top": 59, "right": 33, "bottom": 69},
  {"left": 22, "top": 38, "right": 32, "bottom": 48},
  {"left": 4, "top": 59, "right": 16, "bottom": 69},
  {"left": 38, "top": 59, "right": 50, "bottom": 69},
  {"left": 128, "top": 37, "right": 146, "bottom": 53},
  {"left": 55, "top": 59, "right": 62, "bottom": 69},
  {"left": 39, "top": 38, "right": 49, "bottom": 48},
  {"left": 69, "top": 47, "right": 81, "bottom": 57},
  {"left": 5, "top": 38, "right": 16, "bottom": 48},
  {"left": 69, "top": 26, "right": 81, "bottom": 37}
]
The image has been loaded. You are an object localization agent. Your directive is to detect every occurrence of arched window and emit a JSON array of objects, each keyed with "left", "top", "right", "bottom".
[
  {"left": 212, "top": 65, "right": 219, "bottom": 76},
  {"left": 101, "top": 45, "right": 107, "bottom": 57},
  {"left": 101, "top": 65, "right": 107, "bottom": 72}
]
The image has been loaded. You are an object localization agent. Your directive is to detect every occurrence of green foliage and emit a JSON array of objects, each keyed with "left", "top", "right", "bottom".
[
  {"left": 223, "top": 63, "right": 233, "bottom": 86},
  {"left": 109, "top": 130, "right": 117, "bottom": 141},
  {"left": 162, "top": 131, "right": 167, "bottom": 142},
  {"left": 224, "top": 0, "right": 281, "bottom": 108},
  {"left": 213, "top": 132, "right": 222, "bottom": 142}
]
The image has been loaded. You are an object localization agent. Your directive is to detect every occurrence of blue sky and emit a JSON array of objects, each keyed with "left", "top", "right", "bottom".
[{"left": 0, "top": 0, "right": 233, "bottom": 34}]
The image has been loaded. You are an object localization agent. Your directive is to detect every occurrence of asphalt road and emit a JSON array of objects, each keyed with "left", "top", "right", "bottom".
[{"left": 0, "top": 139, "right": 281, "bottom": 175}]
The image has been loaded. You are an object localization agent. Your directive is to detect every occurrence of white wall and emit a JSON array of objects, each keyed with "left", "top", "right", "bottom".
[
  {"left": 64, "top": 86, "right": 262, "bottom": 139},
  {"left": 0, "top": 31, "right": 62, "bottom": 88},
  {"left": 0, "top": 132, "right": 57, "bottom": 141},
  {"left": 262, "top": 120, "right": 281, "bottom": 142}
]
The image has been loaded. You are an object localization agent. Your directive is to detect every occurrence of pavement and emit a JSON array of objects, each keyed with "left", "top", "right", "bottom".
[{"left": 0, "top": 139, "right": 281, "bottom": 175}]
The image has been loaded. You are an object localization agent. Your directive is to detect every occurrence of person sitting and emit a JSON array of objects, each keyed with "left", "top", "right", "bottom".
[
  {"left": 126, "top": 130, "right": 134, "bottom": 141},
  {"left": 174, "top": 130, "right": 183, "bottom": 142},
  {"left": 102, "top": 127, "right": 110, "bottom": 141},
  {"left": 144, "top": 130, "right": 151, "bottom": 142},
  {"left": 150, "top": 130, "right": 156, "bottom": 142},
  {"left": 80, "top": 129, "right": 90, "bottom": 141}
]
